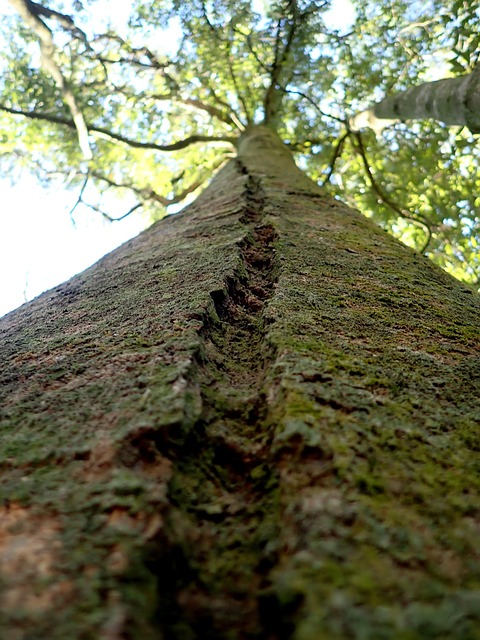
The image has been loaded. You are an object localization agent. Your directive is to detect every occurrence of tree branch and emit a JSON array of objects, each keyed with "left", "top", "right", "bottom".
[
  {"left": 237, "top": 23, "right": 345, "bottom": 128},
  {"left": 91, "top": 171, "right": 205, "bottom": 207},
  {"left": 85, "top": 201, "right": 143, "bottom": 222},
  {"left": 350, "top": 131, "right": 432, "bottom": 253},
  {"left": 197, "top": 3, "right": 250, "bottom": 125},
  {"left": 116, "top": 89, "right": 241, "bottom": 130},
  {"left": 26, "top": 0, "right": 87, "bottom": 40},
  {"left": 91, "top": 33, "right": 170, "bottom": 71},
  {"left": 281, "top": 86, "right": 346, "bottom": 124},
  {"left": 8, "top": 0, "right": 93, "bottom": 159},
  {"left": 68, "top": 170, "right": 90, "bottom": 221},
  {"left": 180, "top": 97, "right": 241, "bottom": 130},
  {"left": 68, "top": 167, "right": 145, "bottom": 222},
  {"left": 264, "top": 12, "right": 298, "bottom": 126},
  {"left": 225, "top": 37, "right": 252, "bottom": 124},
  {"left": 205, "top": 83, "right": 245, "bottom": 130},
  {"left": 91, "top": 32, "right": 241, "bottom": 131},
  {"left": 320, "top": 131, "right": 349, "bottom": 187},
  {"left": 0, "top": 104, "right": 236, "bottom": 152}
]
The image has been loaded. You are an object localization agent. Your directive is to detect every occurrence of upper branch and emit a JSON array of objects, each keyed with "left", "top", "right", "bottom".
[
  {"left": 263, "top": 9, "right": 299, "bottom": 126},
  {"left": 350, "top": 131, "right": 432, "bottom": 253},
  {"left": 91, "top": 33, "right": 171, "bottom": 72},
  {"left": 25, "top": 0, "right": 87, "bottom": 40},
  {"left": 8, "top": 0, "right": 92, "bottom": 159},
  {"left": 225, "top": 32, "right": 253, "bottom": 124},
  {"left": 91, "top": 171, "right": 205, "bottom": 207},
  {"left": 180, "top": 97, "right": 241, "bottom": 130},
  {"left": 91, "top": 32, "right": 242, "bottom": 131},
  {"left": 0, "top": 104, "right": 236, "bottom": 152}
]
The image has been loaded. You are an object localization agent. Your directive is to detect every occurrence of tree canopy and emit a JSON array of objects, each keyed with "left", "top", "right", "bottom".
[{"left": 1, "top": 0, "right": 479, "bottom": 285}]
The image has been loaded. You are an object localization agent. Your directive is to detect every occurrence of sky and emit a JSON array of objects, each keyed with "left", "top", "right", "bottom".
[
  {"left": 0, "top": 0, "right": 356, "bottom": 318},
  {"left": 0, "top": 179, "right": 146, "bottom": 316}
]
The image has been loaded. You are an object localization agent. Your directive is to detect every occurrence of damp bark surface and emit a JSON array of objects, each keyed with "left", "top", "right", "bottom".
[{"left": 0, "top": 126, "right": 479, "bottom": 639}]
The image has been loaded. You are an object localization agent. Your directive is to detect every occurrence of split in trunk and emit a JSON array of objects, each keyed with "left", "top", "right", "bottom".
[{"left": 0, "top": 126, "right": 479, "bottom": 639}]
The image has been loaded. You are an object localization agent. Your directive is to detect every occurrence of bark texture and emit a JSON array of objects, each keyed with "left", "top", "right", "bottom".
[
  {"left": 0, "top": 126, "right": 479, "bottom": 639},
  {"left": 349, "top": 68, "right": 480, "bottom": 133}
]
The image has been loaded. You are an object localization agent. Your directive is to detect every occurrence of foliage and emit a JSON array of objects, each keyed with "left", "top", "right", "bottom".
[{"left": 0, "top": 0, "right": 479, "bottom": 284}]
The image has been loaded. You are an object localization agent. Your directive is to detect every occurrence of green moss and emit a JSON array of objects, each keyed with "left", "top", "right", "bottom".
[{"left": 1, "top": 137, "right": 480, "bottom": 638}]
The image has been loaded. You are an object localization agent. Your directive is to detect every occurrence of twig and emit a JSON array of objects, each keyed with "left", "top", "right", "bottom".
[
  {"left": 91, "top": 171, "right": 206, "bottom": 207},
  {"left": 67, "top": 170, "right": 144, "bottom": 221},
  {"left": 8, "top": 0, "right": 93, "bottom": 159},
  {"left": 84, "top": 201, "right": 143, "bottom": 222},
  {"left": 91, "top": 33, "right": 170, "bottom": 70},
  {"left": 26, "top": 0, "right": 87, "bottom": 40},
  {"left": 22, "top": 268, "right": 30, "bottom": 302},
  {"left": 281, "top": 85, "right": 346, "bottom": 124},
  {"left": 225, "top": 35, "right": 252, "bottom": 124},
  {"left": 264, "top": 10, "right": 298, "bottom": 125},
  {"left": 320, "top": 131, "right": 348, "bottom": 187},
  {"left": 67, "top": 170, "right": 90, "bottom": 223},
  {"left": 180, "top": 97, "right": 241, "bottom": 130},
  {"left": 351, "top": 131, "right": 432, "bottom": 253},
  {"left": 236, "top": 12, "right": 346, "bottom": 126},
  {"left": 0, "top": 104, "right": 236, "bottom": 151},
  {"left": 204, "top": 8, "right": 252, "bottom": 123}
]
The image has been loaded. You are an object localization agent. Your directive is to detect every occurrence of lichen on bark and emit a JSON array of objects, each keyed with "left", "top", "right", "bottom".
[{"left": 0, "top": 126, "right": 479, "bottom": 639}]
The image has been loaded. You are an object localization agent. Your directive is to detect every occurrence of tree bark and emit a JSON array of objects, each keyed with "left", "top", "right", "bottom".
[
  {"left": 1, "top": 126, "right": 479, "bottom": 640},
  {"left": 349, "top": 68, "right": 480, "bottom": 133}
]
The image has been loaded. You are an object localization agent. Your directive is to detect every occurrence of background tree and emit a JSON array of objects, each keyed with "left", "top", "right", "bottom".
[{"left": 0, "top": 1, "right": 479, "bottom": 638}]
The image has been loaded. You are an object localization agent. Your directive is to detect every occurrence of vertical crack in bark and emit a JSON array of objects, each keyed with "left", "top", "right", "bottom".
[{"left": 152, "top": 169, "right": 281, "bottom": 638}]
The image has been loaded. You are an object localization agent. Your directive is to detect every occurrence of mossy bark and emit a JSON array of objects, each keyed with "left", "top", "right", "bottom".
[{"left": 0, "top": 126, "right": 479, "bottom": 640}]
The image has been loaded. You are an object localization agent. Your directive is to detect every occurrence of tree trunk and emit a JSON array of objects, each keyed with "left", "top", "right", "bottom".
[
  {"left": 349, "top": 68, "right": 480, "bottom": 133},
  {"left": 0, "top": 125, "right": 479, "bottom": 640}
]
